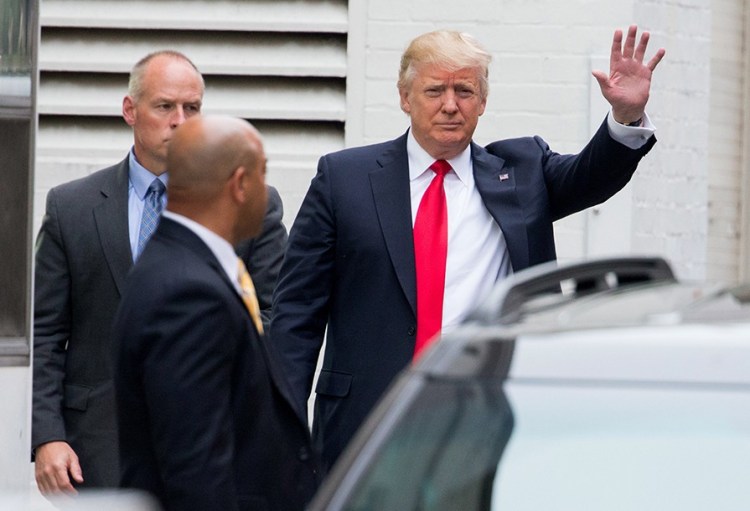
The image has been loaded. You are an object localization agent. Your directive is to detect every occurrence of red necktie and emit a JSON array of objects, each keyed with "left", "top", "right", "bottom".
[{"left": 413, "top": 159, "right": 451, "bottom": 358}]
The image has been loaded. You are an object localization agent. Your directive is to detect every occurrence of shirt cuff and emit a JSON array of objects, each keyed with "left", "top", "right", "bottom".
[{"left": 606, "top": 110, "right": 656, "bottom": 150}]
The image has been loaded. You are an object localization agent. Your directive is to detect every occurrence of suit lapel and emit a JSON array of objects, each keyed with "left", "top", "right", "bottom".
[
  {"left": 472, "top": 143, "right": 530, "bottom": 271},
  {"left": 369, "top": 134, "right": 417, "bottom": 315},
  {"left": 93, "top": 158, "right": 133, "bottom": 296}
]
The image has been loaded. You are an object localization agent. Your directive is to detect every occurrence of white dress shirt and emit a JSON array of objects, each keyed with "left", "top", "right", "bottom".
[{"left": 407, "top": 131, "right": 511, "bottom": 334}]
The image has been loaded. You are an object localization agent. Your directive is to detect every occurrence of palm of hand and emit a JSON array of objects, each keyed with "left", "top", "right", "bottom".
[{"left": 602, "top": 60, "right": 653, "bottom": 117}]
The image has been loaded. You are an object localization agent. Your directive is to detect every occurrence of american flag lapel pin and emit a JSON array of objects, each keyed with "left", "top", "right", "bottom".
[{"left": 499, "top": 173, "right": 509, "bottom": 181}]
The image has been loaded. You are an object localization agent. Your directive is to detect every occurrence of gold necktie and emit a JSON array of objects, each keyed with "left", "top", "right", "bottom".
[{"left": 237, "top": 258, "right": 264, "bottom": 334}]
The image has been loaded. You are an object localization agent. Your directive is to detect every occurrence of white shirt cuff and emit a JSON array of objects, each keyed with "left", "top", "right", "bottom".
[{"left": 606, "top": 110, "right": 656, "bottom": 150}]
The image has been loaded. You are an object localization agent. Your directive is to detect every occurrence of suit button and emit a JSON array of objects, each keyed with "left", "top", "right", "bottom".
[
  {"left": 298, "top": 446, "right": 310, "bottom": 461},
  {"left": 407, "top": 326, "right": 416, "bottom": 336}
]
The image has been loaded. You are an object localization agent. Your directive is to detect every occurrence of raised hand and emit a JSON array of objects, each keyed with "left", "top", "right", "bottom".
[{"left": 592, "top": 25, "right": 666, "bottom": 124}]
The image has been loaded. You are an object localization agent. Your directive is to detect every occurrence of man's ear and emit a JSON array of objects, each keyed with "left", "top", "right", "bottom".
[
  {"left": 122, "top": 96, "right": 136, "bottom": 126},
  {"left": 399, "top": 87, "right": 411, "bottom": 114},
  {"left": 229, "top": 166, "right": 247, "bottom": 203}
]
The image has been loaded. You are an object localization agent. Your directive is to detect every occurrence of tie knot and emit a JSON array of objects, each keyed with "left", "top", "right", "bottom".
[
  {"left": 429, "top": 160, "right": 451, "bottom": 177},
  {"left": 148, "top": 179, "right": 166, "bottom": 197}
]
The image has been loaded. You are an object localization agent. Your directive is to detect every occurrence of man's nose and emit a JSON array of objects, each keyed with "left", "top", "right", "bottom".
[
  {"left": 441, "top": 91, "right": 458, "bottom": 113},
  {"left": 170, "top": 107, "right": 187, "bottom": 128}
]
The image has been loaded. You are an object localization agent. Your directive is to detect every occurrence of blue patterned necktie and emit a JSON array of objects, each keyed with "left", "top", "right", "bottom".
[{"left": 136, "top": 179, "right": 166, "bottom": 259}]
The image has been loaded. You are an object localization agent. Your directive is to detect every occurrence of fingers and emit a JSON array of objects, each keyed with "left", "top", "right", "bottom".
[
  {"left": 36, "top": 462, "right": 77, "bottom": 496},
  {"left": 646, "top": 47, "right": 666, "bottom": 71},
  {"left": 622, "top": 25, "right": 637, "bottom": 59},
  {"left": 53, "top": 462, "right": 78, "bottom": 495},
  {"left": 69, "top": 456, "right": 84, "bottom": 484},
  {"left": 610, "top": 28, "right": 623, "bottom": 66},
  {"left": 634, "top": 29, "right": 649, "bottom": 62},
  {"left": 615, "top": 25, "right": 665, "bottom": 69},
  {"left": 632, "top": 26, "right": 666, "bottom": 71}
]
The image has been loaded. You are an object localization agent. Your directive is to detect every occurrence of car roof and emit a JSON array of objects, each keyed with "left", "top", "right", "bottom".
[
  {"left": 467, "top": 256, "right": 750, "bottom": 332},
  {"left": 420, "top": 257, "right": 750, "bottom": 385}
]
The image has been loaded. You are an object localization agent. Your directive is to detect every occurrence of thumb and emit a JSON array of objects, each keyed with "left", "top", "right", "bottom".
[
  {"left": 69, "top": 455, "right": 84, "bottom": 484},
  {"left": 591, "top": 70, "right": 608, "bottom": 89}
]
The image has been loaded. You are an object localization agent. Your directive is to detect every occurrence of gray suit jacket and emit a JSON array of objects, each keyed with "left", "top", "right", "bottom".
[{"left": 32, "top": 156, "right": 286, "bottom": 487}]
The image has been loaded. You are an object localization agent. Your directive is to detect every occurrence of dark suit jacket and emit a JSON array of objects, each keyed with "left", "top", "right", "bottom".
[
  {"left": 271, "top": 119, "right": 657, "bottom": 470},
  {"left": 32, "top": 156, "right": 286, "bottom": 487},
  {"left": 113, "top": 218, "right": 317, "bottom": 511}
]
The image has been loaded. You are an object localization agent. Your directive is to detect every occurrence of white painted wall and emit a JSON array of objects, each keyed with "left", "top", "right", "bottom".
[{"left": 0, "top": 369, "right": 32, "bottom": 489}]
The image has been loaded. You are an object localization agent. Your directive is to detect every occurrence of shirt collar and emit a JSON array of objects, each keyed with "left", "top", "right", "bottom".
[
  {"left": 406, "top": 129, "right": 473, "bottom": 185},
  {"left": 128, "top": 147, "right": 168, "bottom": 199},
  {"left": 161, "top": 210, "right": 241, "bottom": 288}
]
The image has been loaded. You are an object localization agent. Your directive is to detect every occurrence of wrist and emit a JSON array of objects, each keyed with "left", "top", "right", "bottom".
[{"left": 614, "top": 115, "right": 643, "bottom": 127}]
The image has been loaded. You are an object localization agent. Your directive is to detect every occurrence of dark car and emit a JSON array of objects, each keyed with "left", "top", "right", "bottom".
[{"left": 310, "top": 257, "right": 750, "bottom": 510}]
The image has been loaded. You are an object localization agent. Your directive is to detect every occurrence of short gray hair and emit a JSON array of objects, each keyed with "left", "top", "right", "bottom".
[{"left": 127, "top": 50, "right": 204, "bottom": 101}]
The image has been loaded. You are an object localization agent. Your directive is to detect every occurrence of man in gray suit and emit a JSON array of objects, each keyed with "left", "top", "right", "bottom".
[{"left": 32, "top": 50, "right": 287, "bottom": 495}]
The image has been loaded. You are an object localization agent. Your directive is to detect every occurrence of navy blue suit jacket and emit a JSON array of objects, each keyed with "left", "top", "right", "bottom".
[
  {"left": 271, "top": 119, "right": 656, "bottom": 470},
  {"left": 114, "top": 218, "right": 318, "bottom": 511}
]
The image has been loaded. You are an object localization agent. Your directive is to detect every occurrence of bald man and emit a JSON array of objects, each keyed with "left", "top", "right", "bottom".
[{"left": 112, "top": 115, "right": 318, "bottom": 511}]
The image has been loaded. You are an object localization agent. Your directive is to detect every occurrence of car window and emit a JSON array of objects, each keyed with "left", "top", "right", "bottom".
[
  {"left": 341, "top": 377, "right": 513, "bottom": 511},
  {"left": 337, "top": 376, "right": 750, "bottom": 511}
]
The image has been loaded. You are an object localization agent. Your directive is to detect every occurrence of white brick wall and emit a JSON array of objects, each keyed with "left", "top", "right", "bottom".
[{"left": 346, "top": 0, "right": 741, "bottom": 281}]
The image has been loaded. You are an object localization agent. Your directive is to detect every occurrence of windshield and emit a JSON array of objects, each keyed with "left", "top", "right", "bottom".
[
  {"left": 339, "top": 376, "right": 750, "bottom": 511},
  {"left": 341, "top": 377, "right": 514, "bottom": 511}
]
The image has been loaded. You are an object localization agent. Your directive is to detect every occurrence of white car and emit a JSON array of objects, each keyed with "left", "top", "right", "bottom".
[{"left": 310, "top": 257, "right": 750, "bottom": 510}]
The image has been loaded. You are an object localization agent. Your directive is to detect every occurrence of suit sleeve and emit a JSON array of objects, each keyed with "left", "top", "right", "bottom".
[
  {"left": 270, "top": 157, "right": 336, "bottom": 414},
  {"left": 32, "top": 188, "right": 71, "bottom": 451},
  {"left": 543, "top": 117, "right": 656, "bottom": 220},
  {"left": 486, "top": 119, "right": 656, "bottom": 225},
  {"left": 235, "top": 185, "right": 287, "bottom": 332}
]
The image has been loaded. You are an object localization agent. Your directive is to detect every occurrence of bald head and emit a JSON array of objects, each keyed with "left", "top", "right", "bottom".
[{"left": 166, "top": 115, "right": 268, "bottom": 243}]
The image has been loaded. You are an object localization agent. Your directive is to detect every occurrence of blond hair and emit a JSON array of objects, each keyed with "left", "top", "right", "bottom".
[{"left": 398, "top": 30, "right": 492, "bottom": 99}]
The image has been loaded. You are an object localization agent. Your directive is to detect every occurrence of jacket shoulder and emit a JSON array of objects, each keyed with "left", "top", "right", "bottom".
[
  {"left": 49, "top": 158, "right": 127, "bottom": 198},
  {"left": 483, "top": 135, "right": 549, "bottom": 162},
  {"left": 320, "top": 135, "right": 406, "bottom": 166}
]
